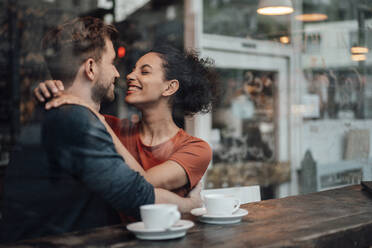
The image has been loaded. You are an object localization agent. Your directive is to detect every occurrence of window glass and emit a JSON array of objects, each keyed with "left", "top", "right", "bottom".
[
  {"left": 202, "top": 0, "right": 372, "bottom": 196},
  {"left": 208, "top": 68, "right": 277, "bottom": 191},
  {"left": 1, "top": 0, "right": 372, "bottom": 223}
]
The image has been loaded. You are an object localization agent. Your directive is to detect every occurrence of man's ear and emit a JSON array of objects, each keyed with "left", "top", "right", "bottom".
[
  {"left": 83, "top": 58, "right": 97, "bottom": 81},
  {"left": 162, "top": 80, "right": 179, "bottom": 96}
]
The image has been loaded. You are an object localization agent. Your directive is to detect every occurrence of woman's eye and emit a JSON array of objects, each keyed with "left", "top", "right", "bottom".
[{"left": 141, "top": 71, "right": 149, "bottom": 75}]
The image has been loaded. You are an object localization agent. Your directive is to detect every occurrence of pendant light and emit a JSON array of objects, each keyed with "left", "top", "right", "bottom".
[
  {"left": 295, "top": 0, "right": 328, "bottom": 22},
  {"left": 257, "top": 0, "right": 294, "bottom": 16},
  {"left": 280, "top": 36, "right": 290, "bottom": 44},
  {"left": 351, "top": 54, "right": 366, "bottom": 62},
  {"left": 351, "top": 46, "right": 369, "bottom": 54},
  {"left": 351, "top": 45, "right": 368, "bottom": 62},
  {"left": 295, "top": 13, "right": 328, "bottom": 22}
]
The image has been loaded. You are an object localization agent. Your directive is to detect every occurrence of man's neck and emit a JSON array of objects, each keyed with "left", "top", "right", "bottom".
[{"left": 65, "top": 82, "right": 101, "bottom": 112}]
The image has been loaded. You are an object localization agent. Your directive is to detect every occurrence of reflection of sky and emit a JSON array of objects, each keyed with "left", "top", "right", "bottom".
[
  {"left": 203, "top": 0, "right": 290, "bottom": 40},
  {"left": 98, "top": 0, "right": 151, "bottom": 22},
  {"left": 114, "top": 0, "right": 151, "bottom": 22}
]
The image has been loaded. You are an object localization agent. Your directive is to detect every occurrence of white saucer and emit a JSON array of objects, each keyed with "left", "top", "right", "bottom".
[
  {"left": 190, "top": 208, "right": 248, "bottom": 224},
  {"left": 126, "top": 219, "right": 194, "bottom": 240}
]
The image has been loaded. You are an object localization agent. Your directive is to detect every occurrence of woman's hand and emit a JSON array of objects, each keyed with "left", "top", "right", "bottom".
[
  {"left": 44, "top": 94, "right": 87, "bottom": 110},
  {"left": 33, "top": 80, "right": 101, "bottom": 119},
  {"left": 33, "top": 80, "right": 64, "bottom": 102},
  {"left": 187, "top": 181, "right": 203, "bottom": 209},
  {"left": 44, "top": 94, "right": 106, "bottom": 124}
]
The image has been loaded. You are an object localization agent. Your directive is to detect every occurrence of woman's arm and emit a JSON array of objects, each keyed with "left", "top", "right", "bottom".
[
  {"left": 98, "top": 118, "right": 146, "bottom": 175},
  {"left": 99, "top": 118, "right": 188, "bottom": 190},
  {"left": 86, "top": 112, "right": 190, "bottom": 190},
  {"left": 155, "top": 180, "right": 203, "bottom": 213}
]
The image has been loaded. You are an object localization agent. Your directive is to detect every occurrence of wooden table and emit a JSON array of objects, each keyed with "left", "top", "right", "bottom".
[{"left": 2, "top": 185, "right": 372, "bottom": 248}]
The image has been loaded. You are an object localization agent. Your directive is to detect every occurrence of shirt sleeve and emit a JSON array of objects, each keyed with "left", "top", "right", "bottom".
[
  {"left": 43, "top": 105, "right": 155, "bottom": 216},
  {"left": 169, "top": 138, "right": 212, "bottom": 189}
]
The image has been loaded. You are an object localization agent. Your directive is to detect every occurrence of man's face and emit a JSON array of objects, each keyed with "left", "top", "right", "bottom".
[{"left": 92, "top": 38, "right": 120, "bottom": 103}]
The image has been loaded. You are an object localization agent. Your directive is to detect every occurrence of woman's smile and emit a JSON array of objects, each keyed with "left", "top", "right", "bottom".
[{"left": 126, "top": 83, "right": 143, "bottom": 95}]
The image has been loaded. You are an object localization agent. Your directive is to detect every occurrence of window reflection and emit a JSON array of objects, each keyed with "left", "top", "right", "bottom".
[
  {"left": 203, "top": 0, "right": 291, "bottom": 41},
  {"left": 0, "top": 0, "right": 372, "bottom": 207},
  {"left": 208, "top": 69, "right": 278, "bottom": 193},
  {"left": 202, "top": 0, "right": 372, "bottom": 196}
]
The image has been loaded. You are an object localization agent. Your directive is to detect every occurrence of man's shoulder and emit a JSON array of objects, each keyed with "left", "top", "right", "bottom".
[
  {"left": 44, "top": 105, "right": 100, "bottom": 133},
  {"left": 46, "top": 105, "right": 97, "bottom": 123}
]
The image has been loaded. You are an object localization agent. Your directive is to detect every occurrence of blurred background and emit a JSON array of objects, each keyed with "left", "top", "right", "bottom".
[{"left": 1, "top": 0, "right": 372, "bottom": 200}]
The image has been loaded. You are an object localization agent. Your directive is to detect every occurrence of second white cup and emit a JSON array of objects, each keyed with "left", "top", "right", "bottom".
[
  {"left": 140, "top": 204, "right": 181, "bottom": 230},
  {"left": 204, "top": 194, "right": 241, "bottom": 216}
]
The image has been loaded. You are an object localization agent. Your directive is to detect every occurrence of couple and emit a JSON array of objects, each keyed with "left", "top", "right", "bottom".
[{"left": 0, "top": 17, "right": 216, "bottom": 243}]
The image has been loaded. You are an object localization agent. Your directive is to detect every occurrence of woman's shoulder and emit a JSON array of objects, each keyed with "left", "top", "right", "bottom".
[
  {"left": 170, "top": 129, "right": 212, "bottom": 175},
  {"left": 104, "top": 115, "right": 139, "bottom": 131},
  {"left": 176, "top": 129, "right": 212, "bottom": 151}
]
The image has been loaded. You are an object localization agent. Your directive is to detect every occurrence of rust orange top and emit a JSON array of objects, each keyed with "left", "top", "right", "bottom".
[{"left": 104, "top": 114, "right": 211, "bottom": 196}]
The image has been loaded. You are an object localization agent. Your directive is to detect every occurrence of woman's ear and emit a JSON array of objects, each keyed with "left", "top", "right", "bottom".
[
  {"left": 162, "top": 80, "right": 179, "bottom": 96},
  {"left": 83, "top": 58, "right": 97, "bottom": 81}
]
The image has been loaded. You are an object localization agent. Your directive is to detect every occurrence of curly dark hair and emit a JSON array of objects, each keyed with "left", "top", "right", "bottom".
[
  {"left": 42, "top": 17, "right": 118, "bottom": 87},
  {"left": 149, "top": 45, "right": 218, "bottom": 117}
]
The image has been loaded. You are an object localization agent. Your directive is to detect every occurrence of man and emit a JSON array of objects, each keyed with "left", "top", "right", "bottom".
[{"left": 0, "top": 17, "right": 201, "bottom": 243}]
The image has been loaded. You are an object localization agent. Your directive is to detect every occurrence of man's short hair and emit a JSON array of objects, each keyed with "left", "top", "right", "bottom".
[{"left": 42, "top": 17, "right": 118, "bottom": 87}]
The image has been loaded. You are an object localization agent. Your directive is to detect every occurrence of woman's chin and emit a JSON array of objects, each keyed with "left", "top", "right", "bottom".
[
  {"left": 124, "top": 96, "right": 140, "bottom": 106},
  {"left": 124, "top": 96, "right": 133, "bottom": 104}
]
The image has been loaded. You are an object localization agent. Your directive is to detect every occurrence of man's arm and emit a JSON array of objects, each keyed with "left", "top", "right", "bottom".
[
  {"left": 155, "top": 181, "right": 203, "bottom": 213},
  {"left": 43, "top": 105, "right": 154, "bottom": 216},
  {"left": 43, "top": 105, "right": 201, "bottom": 214}
]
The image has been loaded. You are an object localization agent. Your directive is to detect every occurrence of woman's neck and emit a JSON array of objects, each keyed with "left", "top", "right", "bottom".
[{"left": 139, "top": 106, "right": 180, "bottom": 147}]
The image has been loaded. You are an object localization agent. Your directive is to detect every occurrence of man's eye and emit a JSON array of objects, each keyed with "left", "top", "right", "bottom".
[{"left": 141, "top": 71, "right": 149, "bottom": 75}]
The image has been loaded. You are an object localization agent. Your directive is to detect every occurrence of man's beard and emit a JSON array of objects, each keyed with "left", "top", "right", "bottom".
[{"left": 91, "top": 80, "right": 115, "bottom": 104}]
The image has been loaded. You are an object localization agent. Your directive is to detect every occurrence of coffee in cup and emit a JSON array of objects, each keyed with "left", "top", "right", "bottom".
[
  {"left": 204, "top": 194, "right": 241, "bottom": 216},
  {"left": 140, "top": 204, "right": 181, "bottom": 230}
]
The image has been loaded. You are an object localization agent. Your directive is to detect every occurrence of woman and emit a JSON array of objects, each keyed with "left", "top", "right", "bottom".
[{"left": 34, "top": 45, "right": 217, "bottom": 197}]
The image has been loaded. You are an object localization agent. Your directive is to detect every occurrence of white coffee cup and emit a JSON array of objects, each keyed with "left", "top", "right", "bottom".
[
  {"left": 140, "top": 204, "right": 181, "bottom": 230},
  {"left": 204, "top": 194, "right": 241, "bottom": 216}
]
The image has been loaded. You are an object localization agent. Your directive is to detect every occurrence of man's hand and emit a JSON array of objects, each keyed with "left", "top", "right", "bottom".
[{"left": 33, "top": 80, "right": 64, "bottom": 102}]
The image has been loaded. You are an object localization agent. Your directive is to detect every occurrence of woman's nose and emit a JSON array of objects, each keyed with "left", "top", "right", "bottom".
[{"left": 126, "top": 71, "right": 135, "bottom": 81}]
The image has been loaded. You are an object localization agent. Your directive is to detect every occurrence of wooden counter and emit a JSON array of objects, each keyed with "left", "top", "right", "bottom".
[{"left": 2, "top": 185, "right": 372, "bottom": 248}]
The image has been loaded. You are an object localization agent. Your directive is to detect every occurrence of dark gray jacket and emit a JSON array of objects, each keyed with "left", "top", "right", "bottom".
[{"left": 0, "top": 105, "right": 154, "bottom": 243}]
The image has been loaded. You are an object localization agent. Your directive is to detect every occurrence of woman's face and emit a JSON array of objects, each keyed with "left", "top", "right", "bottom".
[{"left": 125, "top": 52, "right": 170, "bottom": 107}]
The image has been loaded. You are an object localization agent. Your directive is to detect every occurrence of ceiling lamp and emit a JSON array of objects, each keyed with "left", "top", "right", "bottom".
[
  {"left": 351, "top": 54, "right": 366, "bottom": 61},
  {"left": 350, "top": 44, "right": 368, "bottom": 61},
  {"left": 280, "top": 36, "right": 290, "bottom": 44},
  {"left": 295, "top": 13, "right": 328, "bottom": 22},
  {"left": 257, "top": 0, "right": 294, "bottom": 16},
  {"left": 351, "top": 46, "right": 369, "bottom": 54}
]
